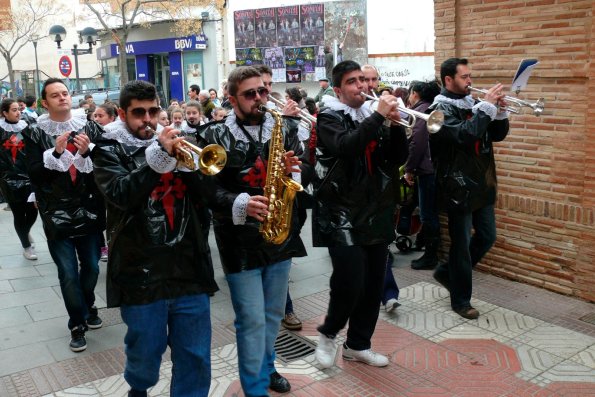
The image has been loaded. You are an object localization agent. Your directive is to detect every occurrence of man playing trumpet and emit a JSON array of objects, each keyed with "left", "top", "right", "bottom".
[
  {"left": 91, "top": 80, "right": 218, "bottom": 397},
  {"left": 429, "top": 57, "right": 509, "bottom": 320},
  {"left": 313, "top": 60, "right": 408, "bottom": 369}
]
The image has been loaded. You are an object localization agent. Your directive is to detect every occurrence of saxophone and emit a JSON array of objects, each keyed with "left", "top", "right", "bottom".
[{"left": 258, "top": 106, "right": 304, "bottom": 244}]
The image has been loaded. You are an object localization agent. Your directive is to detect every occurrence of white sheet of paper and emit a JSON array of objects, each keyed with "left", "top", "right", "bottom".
[{"left": 511, "top": 59, "right": 539, "bottom": 93}]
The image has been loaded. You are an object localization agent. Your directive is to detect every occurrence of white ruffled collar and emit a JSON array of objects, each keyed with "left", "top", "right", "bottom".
[
  {"left": 432, "top": 94, "right": 475, "bottom": 110},
  {"left": 0, "top": 119, "right": 27, "bottom": 132},
  {"left": 36, "top": 109, "right": 88, "bottom": 136},
  {"left": 225, "top": 111, "right": 274, "bottom": 142},
  {"left": 322, "top": 95, "right": 372, "bottom": 122},
  {"left": 102, "top": 119, "right": 157, "bottom": 147}
]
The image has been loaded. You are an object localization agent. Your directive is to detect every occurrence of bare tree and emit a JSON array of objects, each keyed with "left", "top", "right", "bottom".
[
  {"left": 0, "top": 0, "right": 65, "bottom": 97},
  {"left": 83, "top": 0, "right": 225, "bottom": 86}
]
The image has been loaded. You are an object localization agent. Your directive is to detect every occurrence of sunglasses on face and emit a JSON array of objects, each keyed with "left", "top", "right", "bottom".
[
  {"left": 237, "top": 87, "right": 269, "bottom": 100},
  {"left": 130, "top": 107, "right": 161, "bottom": 118}
]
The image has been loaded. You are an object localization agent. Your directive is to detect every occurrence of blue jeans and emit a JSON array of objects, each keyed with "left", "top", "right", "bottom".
[
  {"left": 47, "top": 233, "right": 100, "bottom": 329},
  {"left": 382, "top": 252, "right": 399, "bottom": 305},
  {"left": 121, "top": 294, "right": 211, "bottom": 396},
  {"left": 226, "top": 260, "right": 291, "bottom": 397},
  {"left": 435, "top": 204, "right": 496, "bottom": 310},
  {"left": 417, "top": 173, "right": 439, "bottom": 232}
]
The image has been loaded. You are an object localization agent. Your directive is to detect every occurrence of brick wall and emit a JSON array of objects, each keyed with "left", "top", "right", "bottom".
[{"left": 434, "top": 0, "right": 595, "bottom": 302}]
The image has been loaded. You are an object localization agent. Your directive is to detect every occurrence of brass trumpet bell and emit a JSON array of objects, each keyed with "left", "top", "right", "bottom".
[{"left": 175, "top": 140, "right": 227, "bottom": 175}]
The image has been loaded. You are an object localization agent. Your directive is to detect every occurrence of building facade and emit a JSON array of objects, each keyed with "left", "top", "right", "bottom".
[{"left": 434, "top": 0, "right": 595, "bottom": 302}]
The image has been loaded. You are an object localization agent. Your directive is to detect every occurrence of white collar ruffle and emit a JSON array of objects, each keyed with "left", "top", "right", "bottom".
[
  {"left": 102, "top": 119, "right": 157, "bottom": 147},
  {"left": 225, "top": 111, "right": 274, "bottom": 143},
  {"left": 36, "top": 109, "right": 88, "bottom": 136},
  {"left": 0, "top": 119, "right": 27, "bottom": 132},
  {"left": 322, "top": 95, "right": 372, "bottom": 122},
  {"left": 432, "top": 94, "right": 476, "bottom": 110}
]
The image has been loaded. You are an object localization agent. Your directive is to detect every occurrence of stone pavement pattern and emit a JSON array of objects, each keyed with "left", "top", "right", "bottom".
[{"left": 0, "top": 206, "right": 594, "bottom": 396}]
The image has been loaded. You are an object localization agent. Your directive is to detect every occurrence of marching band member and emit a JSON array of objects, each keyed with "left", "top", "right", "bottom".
[
  {"left": 430, "top": 57, "right": 509, "bottom": 320},
  {"left": 200, "top": 66, "right": 306, "bottom": 396},
  {"left": 313, "top": 60, "right": 408, "bottom": 368}
]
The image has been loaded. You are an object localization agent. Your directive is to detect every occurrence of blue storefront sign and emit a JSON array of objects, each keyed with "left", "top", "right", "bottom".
[
  {"left": 96, "top": 35, "right": 208, "bottom": 60},
  {"left": 96, "top": 34, "right": 207, "bottom": 103}
]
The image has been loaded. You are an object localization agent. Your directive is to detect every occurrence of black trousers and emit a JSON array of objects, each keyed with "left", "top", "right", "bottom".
[
  {"left": 318, "top": 243, "right": 388, "bottom": 351},
  {"left": 10, "top": 201, "right": 38, "bottom": 248}
]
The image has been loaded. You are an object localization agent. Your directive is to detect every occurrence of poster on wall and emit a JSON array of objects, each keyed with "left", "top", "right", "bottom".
[
  {"left": 186, "top": 63, "right": 203, "bottom": 89},
  {"left": 277, "top": 5, "right": 300, "bottom": 47},
  {"left": 324, "top": 0, "right": 367, "bottom": 66},
  {"left": 263, "top": 47, "right": 286, "bottom": 83},
  {"left": 235, "top": 48, "right": 264, "bottom": 67},
  {"left": 255, "top": 8, "right": 277, "bottom": 48},
  {"left": 284, "top": 46, "right": 316, "bottom": 82},
  {"left": 300, "top": 4, "right": 325, "bottom": 46},
  {"left": 234, "top": 10, "right": 256, "bottom": 48}
]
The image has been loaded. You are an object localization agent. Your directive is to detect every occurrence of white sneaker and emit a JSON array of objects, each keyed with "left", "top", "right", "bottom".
[
  {"left": 385, "top": 298, "right": 400, "bottom": 313},
  {"left": 342, "top": 346, "right": 389, "bottom": 367},
  {"left": 23, "top": 247, "right": 38, "bottom": 260},
  {"left": 315, "top": 333, "right": 337, "bottom": 368}
]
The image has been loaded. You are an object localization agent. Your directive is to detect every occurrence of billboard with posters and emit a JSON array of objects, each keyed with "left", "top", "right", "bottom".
[
  {"left": 255, "top": 7, "right": 277, "bottom": 48},
  {"left": 277, "top": 5, "right": 300, "bottom": 48},
  {"left": 235, "top": 48, "right": 264, "bottom": 67},
  {"left": 284, "top": 46, "right": 316, "bottom": 83},
  {"left": 300, "top": 3, "right": 325, "bottom": 46},
  {"left": 234, "top": 9, "right": 256, "bottom": 49},
  {"left": 263, "top": 47, "right": 286, "bottom": 83}
]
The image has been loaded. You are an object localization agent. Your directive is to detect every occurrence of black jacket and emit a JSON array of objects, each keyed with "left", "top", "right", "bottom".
[
  {"left": 312, "top": 108, "right": 408, "bottom": 247},
  {"left": 91, "top": 137, "right": 218, "bottom": 307},
  {"left": 22, "top": 120, "right": 103, "bottom": 240},
  {"left": 429, "top": 90, "right": 509, "bottom": 212},
  {"left": 200, "top": 115, "right": 307, "bottom": 274},
  {"left": 0, "top": 122, "right": 32, "bottom": 203},
  {"left": 404, "top": 101, "right": 434, "bottom": 176}
]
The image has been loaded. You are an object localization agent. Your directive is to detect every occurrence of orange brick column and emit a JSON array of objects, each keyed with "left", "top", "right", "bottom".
[{"left": 433, "top": 0, "right": 595, "bottom": 301}]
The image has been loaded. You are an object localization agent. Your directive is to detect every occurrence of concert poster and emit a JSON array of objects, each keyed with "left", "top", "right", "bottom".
[
  {"left": 277, "top": 6, "right": 300, "bottom": 47},
  {"left": 263, "top": 47, "right": 286, "bottom": 83},
  {"left": 235, "top": 48, "right": 264, "bottom": 67},
  {"left": 300, "top": 3, "right": 325, "bottom": 46},
  {"left": 234, "top": 10, "right": 256, "bottom": 49},
  {"left": 284, "top": 46, "right": 316, "bottom": 82},
  {"left": 255, "top": 8, "right": 277, "bottom": 48}
]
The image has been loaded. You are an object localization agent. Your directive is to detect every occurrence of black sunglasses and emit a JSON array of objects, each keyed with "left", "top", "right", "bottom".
[
  {"left": 237, "top": 87, "right": 269, "bottom": 100},
  {"left": 130, "top": 107, "right": 161, "bottom": 118}
]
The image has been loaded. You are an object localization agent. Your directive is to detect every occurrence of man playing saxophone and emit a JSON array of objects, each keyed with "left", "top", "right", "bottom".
[{"left": 200, "top": 66, "right": 306, "bottom": 396}]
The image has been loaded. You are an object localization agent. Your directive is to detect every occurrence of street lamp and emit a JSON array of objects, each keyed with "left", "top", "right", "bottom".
[
  {"left": 49, "top": 25, "right": 99, "bottom": 93},
  {"left": 30, "top": 34, "right": 40, "bottom": 100}
]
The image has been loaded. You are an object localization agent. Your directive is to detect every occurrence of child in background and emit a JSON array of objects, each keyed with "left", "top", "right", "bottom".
[
  {"left": 169, "top": 107, "right": 185, "bottom": 129},
  {"left": 158, "top": 109, "right": 169, "bottom": 127},
  {"left": 211, "top": 107, "right": 227, "bottom": 121}
]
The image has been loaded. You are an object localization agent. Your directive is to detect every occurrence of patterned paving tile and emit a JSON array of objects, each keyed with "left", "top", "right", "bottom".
[
  {"left": 475, "top": 307, "right": 545, "bottom": 339},
  {"left": 568, "top": 344, "right": 595, "bottom": 370},
  {"left": 512, "top": 343, "right": 566, "bottom": 383},
  {"left": 516, "top": 324, "right": 595, "bottom": 360},
  {"left": 380, "top": 305, "right": 465, "bottom": 339},
  {"left": 429, "top": 322, "right": 506, "bottom": 343},
  {"left": 539, "top": 359, "right": 595, "bottom": 384}
]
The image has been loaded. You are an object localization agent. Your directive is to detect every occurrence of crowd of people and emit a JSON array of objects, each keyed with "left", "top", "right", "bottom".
[{"left": 0, "top": 56, "right": 509, "bottom": 397}]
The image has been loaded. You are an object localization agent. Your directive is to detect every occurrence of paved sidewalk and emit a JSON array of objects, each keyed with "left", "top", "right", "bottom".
[{"left": 0, "top": 205, "right": 593, "bottom": 396}]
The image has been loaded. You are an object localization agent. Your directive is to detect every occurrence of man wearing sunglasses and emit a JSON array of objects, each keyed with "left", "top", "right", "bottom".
[
  {"left": 200, "top": 66, "right": 306, "bottom": 397},
  {"left": 22, "top": 78, "right": 105, "bottom": 352},
  {"left": 91, "top": 80, "right": 218, "bottom": 397}
]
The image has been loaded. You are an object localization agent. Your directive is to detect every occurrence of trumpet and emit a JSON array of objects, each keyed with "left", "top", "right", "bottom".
[
  {"left": 145, "top": 125, "right": 226, "bottom": 175},
  {"left": 360, "top": 92, "right": 444, "bottom": 134},
  {"left": 174, "top": 139, "right": 227, "bottom": 175},
  {"left": 467, "top": 85, "right": 545, "bottom": 116},
  {"left": 267, "top": 95, "right": 316, "bottom": 130}
]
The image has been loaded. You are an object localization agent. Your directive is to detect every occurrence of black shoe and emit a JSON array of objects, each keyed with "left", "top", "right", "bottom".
[
  {"left": 269, "top": 371, "right": 291, "bottom": 393},
  {"left": 128, "top": 389, "right": 147, "bottom": 397},
  {"left": 87, "top": 305, "right": 103, "bottom": 329},
  {"left": 433, "top": 267, "right": 451, "bottom": 292},
  {"left": 454, "top": 306, "right": 479, "bottom": 319},
  {"left": 69, "top": 325, "right": 87, "bottom": 352}
]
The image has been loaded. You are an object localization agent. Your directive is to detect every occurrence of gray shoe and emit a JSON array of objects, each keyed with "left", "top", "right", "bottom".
[{"left": 23, "top": 247, "right": 38, "bottom": 260}]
